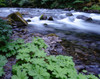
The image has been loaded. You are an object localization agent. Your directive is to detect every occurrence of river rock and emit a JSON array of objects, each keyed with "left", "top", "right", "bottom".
[
  {"left": 7, "top": 12, "right": 28, "bottom": 26},
  {"left": 26, "top": 19, "right": 31, "bottom": 22},
  {"left": 40, "top": 14, "right": 47, "bottom": 20},
  {"left": 75, "top": 65, "right": 85, "bottom": 71},
  {"left": 76, "top": 15, "right": 92, "bottom": 21},
  {"left": 66, "top": 12, "right": 73, "bottom": 16},
  {"left": 48, "top": 16, "right": 53, "bottom": 21},
  {"left": 64, "top": 8, "right": 72, "bottom": 11}
]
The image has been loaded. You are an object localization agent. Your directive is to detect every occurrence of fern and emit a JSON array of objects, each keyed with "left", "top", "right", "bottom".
[
  {"left": 28, "top": 65, "right": 50, "bottom": 79},
  {"left": 0, "top": 55, "right": 7, "bottom": 76},
  {"left": 0, "top": 19, "right": 12, "bottom": 46},
  {"left": 73, "top": 0, "right": 84, "bottom": 4},
  {"left": 12, "top": 69, "right": 28, "bottom": 79}
]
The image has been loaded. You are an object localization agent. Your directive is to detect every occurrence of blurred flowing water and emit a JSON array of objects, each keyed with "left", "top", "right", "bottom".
[{"left": 0, "top": 8, "right": 100, "bottom": 34}]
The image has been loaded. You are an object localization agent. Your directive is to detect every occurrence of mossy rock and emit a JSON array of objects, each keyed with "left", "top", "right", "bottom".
[
  {"left": 7, "top": 12, "right": 28, "bottom": 26},
  {"left": 40, "top": 14, "right": 47, "bottom": 20},
  {"left": 7, "top": 17, "right": 16, "bottom": 26},
  {"left": 47, "top": 33, "right": 58, "bottom": 37}
]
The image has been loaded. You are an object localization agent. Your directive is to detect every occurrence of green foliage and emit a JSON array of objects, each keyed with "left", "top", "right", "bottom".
[
  {"left": 0, "top": 55, "right": 7, "bottom": 76},
  {"left": 73, "top": 0, "right": 84, "bottom": 4},
  {"left": 12, "top": 0, "right": 29, "bottom": 6},
  {"left": 0, "top": 19, "right": 12, "bottom": 47},
  {"left": 1, "top": 0, "right": 100, "bottom": 10},
  {"left": 12, "top": 69, "right": 28, "bottom": 79},
  {"left": 0, "top": 39, "right": 25, "bottom": 57},
  {"left": 89, "top": 4, "right": 100, "bottom": 11},
  {"left": 0, "top": 20, "right": 25, "bottom": 57},
  {"left": 12, "top": 37, "right": 98, "bottom": 79},
  {"left": 0, "top": 0, "right": 6, "bottom": 6},
  {"left": 3, "top": 0, "right": 91, "bottom": 9},
  {"left": 0, "top": 19, "right": 17, "bottom": 57},
  {"left": 83, "top": 7, "right": 89, "bottom": 11}
]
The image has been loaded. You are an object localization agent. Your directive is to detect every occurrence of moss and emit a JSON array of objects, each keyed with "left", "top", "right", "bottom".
[
  {"left": 47, "top": 33, "right": 58, "bottom": 37},
  {"left": 40, "top": 14, "right": 47, "bottom": 20},
  {"left": 7, "top": 12, "right": 28, "bottom": 26}
]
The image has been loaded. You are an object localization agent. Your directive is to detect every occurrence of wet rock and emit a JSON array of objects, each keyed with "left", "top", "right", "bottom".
[
  {"left": 33, "top": 33, "right": 42, "bottom": 37},
  {"left": 7, "top": 18, "right": 16, "bottom": 26},
  {"left": 7, "top": 12, "right": 28, "bottom": 26},
  {"left": 40, "top": 14, "right": 47, "bottom": 20},
  {"left": 86, "top": 65, "right": 100, "bottom": 75},
  {"left": 48, "top": 16, "right": 53, "bottom": 21},
  {"left": 2, "top": 57, "right": 17, "bottom": 79},
  {"left": 64, "top": 8, "right": 73, "bottom": 11},
  {"left": 65, "top": 31, "right": 72, "bottom": 35},
  {"left": 75, "top": 48, "right": 83, "bottom": 53},
  {"left": 76, "top": 15, "right": 92, "bottom": 21},
  {"left": 42, "top": 34, "right": 67, "bottom": 55},
  {"left": 84, "top": 10, "right": 100, "bottom": 13},
  {"left": 5, "top": 74, "right": 11, "bottom": 79},
  {"left": 75, "top": 65, "right": 85, "bottom": 72},
  {"left": 26, "top": 19, "right": 31, "bottom": 22},
  {"left": 47, "top": 33, "right": 58, "bottom": 37},
  {"left": 66, "top": 12, "right": 73, "bottom": 16},
  {"left": 43, "top": 23, "right": 48, "bottom": 26}
]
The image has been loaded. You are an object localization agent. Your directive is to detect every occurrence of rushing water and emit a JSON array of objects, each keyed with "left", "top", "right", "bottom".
[{"left": 0, "top": 8, "right": 100, "bottom": 34}]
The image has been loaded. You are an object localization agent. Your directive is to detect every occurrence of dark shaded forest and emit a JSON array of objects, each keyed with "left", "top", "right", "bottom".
[{"left": 0, "top": 0, "right": 100, "bottom": 10}]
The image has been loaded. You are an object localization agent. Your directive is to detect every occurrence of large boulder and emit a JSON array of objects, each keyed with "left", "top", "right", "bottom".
[
  {"left": 7, "top": 12, "right": 28, "bottom": 26},
  {"left": 76, "top": 15, "right": 92, "bottom": 21}
]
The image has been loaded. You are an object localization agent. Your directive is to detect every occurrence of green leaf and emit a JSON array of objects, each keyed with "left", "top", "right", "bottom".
[
  {"left": 0, "top": 67, "right": 5, "bottom": 76},
  {"left": 28, "top": 66, "right": 50, "bottom": 79},
  {"left": 12, "top": 69, "right": 28, "bottom": 79}
]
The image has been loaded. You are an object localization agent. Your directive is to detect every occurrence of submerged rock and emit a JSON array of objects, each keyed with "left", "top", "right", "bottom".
[
  {"left": 48, "top": 16, "right": 53, "bottom": 21},
  {"left": 66, "top": 12, "right": 73, "bottom": 16},
  {"left": 43, "top": 23, "right": 48, "bottom": 26},
  {"left": 76, "top": 15, "right": 92, "bottom": 21},
  {"left": 7, "top": 12, "right": 28, "bottom": 26},
  {"left": 26, "top": 19, "right": 31, "bottom": 22}
]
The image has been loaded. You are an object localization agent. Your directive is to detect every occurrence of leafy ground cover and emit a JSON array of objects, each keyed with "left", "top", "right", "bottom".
[
  {"left": 11, "top": 38, "right": 99, "bottom": 79},
  {"left": 0, "top": 55, "right": 7, "bottom": 76}
]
